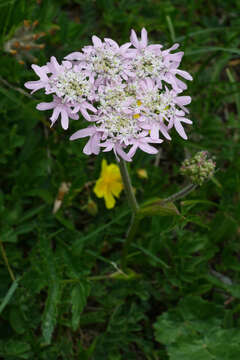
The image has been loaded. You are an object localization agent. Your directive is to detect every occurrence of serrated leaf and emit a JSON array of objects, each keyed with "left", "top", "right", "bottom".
[{"left": 71, "top": 282, "right": 90, "bottom": 331}]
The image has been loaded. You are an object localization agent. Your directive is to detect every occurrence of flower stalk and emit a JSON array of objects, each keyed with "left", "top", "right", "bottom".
[
  {"left": 119, "top": 160, "right": 139, "bottom": 214},
  {"left": 163, "top": 183, "right": 197, "bottom": 203},
  {"left": 119, "top": 159, "right": 140, "bottom": 272}
]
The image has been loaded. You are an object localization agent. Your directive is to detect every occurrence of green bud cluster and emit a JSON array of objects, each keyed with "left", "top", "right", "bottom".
[{"left": 180, "top": 151, "right": 216, "bottom": 186}]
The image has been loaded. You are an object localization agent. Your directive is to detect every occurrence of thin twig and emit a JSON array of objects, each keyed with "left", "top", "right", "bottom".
[{"left": 0, "top": 240, "right": 16, "bottom": 282}]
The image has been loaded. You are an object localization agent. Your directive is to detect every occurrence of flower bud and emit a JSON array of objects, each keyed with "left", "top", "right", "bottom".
[
  {"left": 180, "top": 151, "right": 215, "bottom": 186},
  {"left": 137, "top": 168, "right": 148, "bottom": 179},
  {"left": 87, "top": 198, "right": 98, "bottom": 216}
]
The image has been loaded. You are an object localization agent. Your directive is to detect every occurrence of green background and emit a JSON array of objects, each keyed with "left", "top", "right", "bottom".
[{"left": 0, "top": 0, "right": 240, "bottom": 359}]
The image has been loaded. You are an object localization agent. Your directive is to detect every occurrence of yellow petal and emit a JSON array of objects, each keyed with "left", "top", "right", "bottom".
[
  {"left": 94, "top": 160, "right": 123, "bottom": 209},
  {"left": 110, "top": 181, "right": 123, "bottom": 197},
  {"left": 104, "top": 191, "right": 115, "bottom": 209},
  {"left": 100, "top": 159, "right": 108, "bottom": 177},
  {"left": 107, "top": 164, "right": 121, "bottom": 180},
  {"left": 93, "top": 179, "right": 107, "bottom": 198}
]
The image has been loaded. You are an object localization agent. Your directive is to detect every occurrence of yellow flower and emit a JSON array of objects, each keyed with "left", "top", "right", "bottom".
[{"left": 93, "top": 159, "right": 123, "bottom": 209}]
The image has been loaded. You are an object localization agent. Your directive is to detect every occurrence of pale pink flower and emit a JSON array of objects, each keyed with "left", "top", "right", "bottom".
[
  {"left": 24, "top": 64, "right": 50, "bottom": 93},
  {"left": 130, "top": 28, "right": 162, "bottom": 53},
  {"left": 129, "top": 28, "right": 192, "bottom": 92},
  {"left": 37, "top": 96, "right": 79, "bottom": 130},
  {"left": 70, "top": 127, "right": 101, "bottom": 155},
  {"left": 65, "top": 36, "right": 134, "bottom": 82},
  {"left": 25, "top": 27, "right": 193, "bottom": 160}
]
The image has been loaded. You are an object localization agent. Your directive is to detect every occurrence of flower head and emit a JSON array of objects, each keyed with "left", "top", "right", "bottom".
[
  {"left": 180, "top": 151, "right": 216, "bottom": 185},
  {"left": 94, "top": 159, "right": 123, "bottom": 209},
  {"left": 25, "top": 28, "right": 193, "bottom": 161}
]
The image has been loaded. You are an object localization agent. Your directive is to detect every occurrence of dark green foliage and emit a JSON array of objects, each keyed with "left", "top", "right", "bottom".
[
  {"left": 154, "top": 296, "right": 240, "bottom": 359},
  {"left": 0, "top": 0, "right": 240, "bottom": 359}
]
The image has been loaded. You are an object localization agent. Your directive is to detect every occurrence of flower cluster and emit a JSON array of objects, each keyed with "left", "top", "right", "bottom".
[
  {"left": 180, "top": 151, "right": 216, "bottom": 185},
  {"left": 25, "top": 28, "right": 193, "bottom": 161}
]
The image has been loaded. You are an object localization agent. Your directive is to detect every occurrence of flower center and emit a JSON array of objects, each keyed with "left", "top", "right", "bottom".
[
  {"left": 88, "top": 46, "right": 123, "bottom": 77},
  {"left": 50, "top": 69, "right": 92, "bottom": 103},
  {"left": 133, "top": 50, "right": 166, "bottom": 78}
]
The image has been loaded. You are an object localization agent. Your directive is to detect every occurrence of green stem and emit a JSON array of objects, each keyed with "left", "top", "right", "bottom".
[
  {"left": 164, "top": 183, "right": 197, "bottom": 203},
  {"left": 119, "top": 160, "right": 140, "bottom": 272},
  {"left": 121, "top": 214, "right": 140, "bottom": 271},
  {"left": 0, "top": 240, "right": 15, "bottom": 282},
  {"left": 63, "top": 274, "right": 112, "bottom": 283},
  {"left": 119, "top": 159, "right": 139, "bottom": 214}
]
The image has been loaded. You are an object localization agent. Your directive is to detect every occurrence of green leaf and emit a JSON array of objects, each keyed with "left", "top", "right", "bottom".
[
  {"left": 0, "top": 227, "right": 17, "bottom": 243},
  {"left": 42, "top": 279, "right": 61, "bottom": 345},
  {"left": 71, "top": 282, "right": 90, "bottom": 331},
  {"left": 186, "top": 46, "right": 240, "bottom": 56},
  {"left": 0, "top": 278, "right": 19, "bottom": 314},
  {"left": 133, "top": 244, "right": 170, "bottom": 269},
  {"left": 40, "top": 237, "right": 62, "bottom": 345},
  {"left": 154, "top": 296, "right": 240, "bottom": 360},
  {"left": 139, "top": 199, "right": 179, "bottom": 217},
  {"left": 0, "top": 339, "right": 31, "bottom": 359},
  {"left": 9, "top": 306, "right": 26, "bottom": 334},
  {"left": 181, "top": 199, "right": 218, "bottom": 207},
  {"left": 16, "top": 204, "right": 46, "bottom": 224},
  {"left": 168, "top": 341, "right": 215, "bottom": 360}
]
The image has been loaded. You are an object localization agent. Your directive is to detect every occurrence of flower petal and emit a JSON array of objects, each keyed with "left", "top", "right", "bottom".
[
  {"left": 37, "top": 102, "right": 55, "bottom": 111},
  {"left": 140, "top": 28, "right": 148, "bottom": 48},
  {"left": 176, "top": 69, "right": 193, "bottom": 81},
  {"left": 70, "top": 127, "right": 96, "bottom": 141},
  {"left": 94, "top": 178, "right": 106, "bottom": 198},
  {"left": 174, "top": 119, "right": 188, "bottom": 139},
  {"left": 104, "top": 190, "right": 115, "bottom": 209},
  {"left": 64, "top": 52, "right": 82, "bottom": 60},
  {"left": 111, "top": 181, "right": 123, "bottom": 198},
  {"left": 92, "top": 35, "right": 102, "bottom": 47},
  {"left": 130, "top": 29, "right": 139, "bottom": 48},
  {"left": 101, "top": 159, "right": 108, "bottom": 175},
  {"left": 60, "top": 109, "right": 69, "bottom": 130},
  {"left": 139, "top": 143, "right": 158, "bottom": 154}
]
